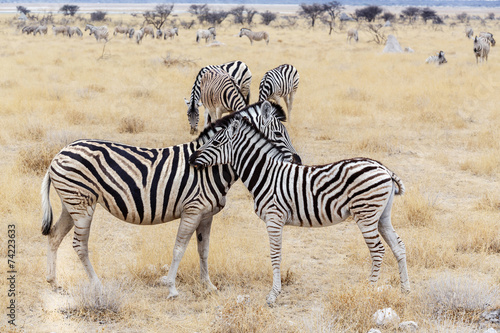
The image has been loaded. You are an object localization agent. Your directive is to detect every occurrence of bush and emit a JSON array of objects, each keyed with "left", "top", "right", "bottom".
[{"left": 90, "top": 11, "right": 107, "bottom": 21}]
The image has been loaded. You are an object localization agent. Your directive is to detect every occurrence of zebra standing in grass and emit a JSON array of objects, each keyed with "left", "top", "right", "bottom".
[
  {"left": 238, "top": 28, "right": 269, "bottom": 45},
  {"left": 85, "top": 24, "right": 109, "bottom": 42},
  {"left": 347, "top": 28, "right": 359, "bottom": 43},
  {"left": 258, "top": 64, "right": 299, "bottom": 121},
  {"left": 474, "top": 36, "right": 490, "bottom": 63},
  {"left": 52, "top": 25, "right": 69, "bottom": 37},
  {"left": 163, "top": 27, "right": 178, "bottom": 40},
  {"left": 41, "top": 101, "right": 301, "bottom": 298},
  {"left": 466, "top": 27, "right": 474, "bottom": 39},
  {"left": 136, "top": 28, "right": 145, "bottom": 44},
  {"left": 200, "top": 70, "right": 248, "bottom": 127},
  {"left": 190, "top": 115, "right": 409, "bottom": 305},
  {"left": 68, "top": 26, "right": 83, "bottom": 37},
  {"left": 34, "top": 25, "right": 48, "bottom": 36},
  {"left": 196, "top": 27, "right": 216, "bottom": 43},
  {"left": 425, "top": 51, "right": 447, "bottom": 65},
  {"left": 114, "top": 26, "right": 132, "bottom": 38},
  {"left": 185, "top": 60, "right": 252, "bottom": 134}
]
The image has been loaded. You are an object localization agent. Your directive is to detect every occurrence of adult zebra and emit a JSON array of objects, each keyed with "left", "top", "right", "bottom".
[
  {"left": 196, "top": 27, "right": 216, "bottom": 43},
  {"left": 184, "top": 60, "right": 252, "bottom": 134},
  {"left": 238, "top": 28, "right": 269, "bottom": 45},
  {"left": 474, "top": 36, "right": 490, "bottom": 63},
  {"left": 41, "top": 101, "right": 301, "bottom": 298},
  {"left": 190, "top": 116, "right": 409, "bottom": 305},
  {"left": 200, "top": 69, "right": 248, "bottom": 127},
  {"left": 85, "top": 24, "right": 109, "bottom": 42},
  {"left": 479, "top": 32, "right": 496, "bottom": 46},
  {"left": 258, "top": 64, "right": 299, "bottom": 121}
]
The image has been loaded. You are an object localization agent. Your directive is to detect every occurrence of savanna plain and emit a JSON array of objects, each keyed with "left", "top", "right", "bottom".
[{"left": 0, "top": 7, "right": 499, "bottom": 333}]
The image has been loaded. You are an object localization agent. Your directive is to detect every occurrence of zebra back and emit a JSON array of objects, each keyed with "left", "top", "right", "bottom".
[
  {"left": 200, "top": 70, "right": 247, "bottom": 115},
  {"left": 258, "top": 64, "right": 299, "bottom": 102}
]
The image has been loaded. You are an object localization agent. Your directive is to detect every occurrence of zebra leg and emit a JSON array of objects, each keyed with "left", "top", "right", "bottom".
[
  {"left": 353, "top": 211, "right": 385, "bottom": 285},
  {"left": 288, "top": 91, "right": 295, "bottom": 121},
  {"left": 378, "top": 189, "right": 410, "bottom": 293},
  {"left": 196, "top": 216, "right": 217, "bottom": 292},
  {"left": 265, "top": 216, "right": 285, "bottom": 305},
  {"left": 71, "top": 205, "right": 102, "bottom": 288},
  {"left": 46, "top": 203, "right": 74, "bottom": 291},
  {"left": 164, "top": 214, "right": 201, "bottom": 298}
]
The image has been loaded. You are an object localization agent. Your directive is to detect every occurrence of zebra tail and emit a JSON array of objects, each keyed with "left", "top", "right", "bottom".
[
  {"left": 41, "top": 171, "right": 53, "bottom": 235},
  {"left": 391, "top": 172, "right": 406, "bottom": 196}
]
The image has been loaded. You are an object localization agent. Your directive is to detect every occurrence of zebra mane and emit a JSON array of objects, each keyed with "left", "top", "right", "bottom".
[
  {"left": 194, "top": 101, "right": 287, "bottom": 145},
  {"left": 237, "top": 116, "right": 288, "bottom": 157}
]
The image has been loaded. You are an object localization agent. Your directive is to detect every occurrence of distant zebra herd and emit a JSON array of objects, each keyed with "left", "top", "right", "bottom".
[{"left": 41, "top": 58, "right": 411, "bottom": 306}]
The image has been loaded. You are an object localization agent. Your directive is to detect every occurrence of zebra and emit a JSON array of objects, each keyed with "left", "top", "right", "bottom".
[
  {"left": 41, "top": 101, "right": 301, "bottom": 298},
  {"left": 34, "top": 25, "right": 48, "bottom": 36},
  {"left": 474, "top": 36, "right": 490, "bottom": 63},
  {"left": 196, "top": 27, "right": 216, "bottom": 43},
  {"left": 347, "top": 28, "right": 359, "bottom": 43},
  {"left": 465, "top": 27, "right": 474, "bottom": 39},
  {"left": 128, "top": 28, "right": 135, "bottom": 39},
  {"left": 114, "top": 26, "right": 132, "bottom": 38},
  {"left": 425, "top": 51, "right": 447, "bottom": 65},
  {"left": 200, "top": 70, "right": 248, "bottom": 127},
  {"left": 52, "top": 25, "right": 69, "bottom": 37},
  {"left": 136, "top": 28, "right": 145, "bottom": 44},
  {"left": 22, "top": 24, "right": 39, "bottom": 35},
  {"left": 479, "top": 32, "right": 496, "bottom": 47},
  {"left": 163, "top": 27, "right": 178, "bottom": 40},
  {"left": 85, "top": 24, "right": 109, "bottom": 42},
  {"left": 190, "top": 115, "right": 409, "bottom": 305},
  {"left": 238, "top": 28, "right": 269, "bottom": 45},
  {"left": 258, "top": 64, "right": 299, "bottom": 121},
  {"left": 184, "top": 60, "right": 252, "bottom": 134},
  {"left": 68, "top": 26, "right": 83, "bottom": 37},
  {"left": 143, "top": 26, "right": 155, "bottom": 38}
]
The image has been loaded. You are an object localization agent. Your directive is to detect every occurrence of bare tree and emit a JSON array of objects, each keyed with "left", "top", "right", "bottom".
[
  {"left": 322, "top": 1, "right": 344, "bottom": 35},
  {"left": 456, "top": 12, "right": 469, "bottom": 24},
  {"left": 143, "top": 4, "right": 174, "bottom": 30},
  {"left": 363, "top": 23, "right": 386, "bottom": 44},
  {"left": 260, "top": 11, "right": 277, "bottom": 26},
  {"left": 230, "top": 5, "right": 257, "bottom": 25},
  {"left": 298, "top": 3, "right": 325, "bottom": 28},
  {"left": 486, "top": 12, "right": 495, "bottom": 20},
  {"left": 381, "top": 11, "right": 395, "bottom": 22}
]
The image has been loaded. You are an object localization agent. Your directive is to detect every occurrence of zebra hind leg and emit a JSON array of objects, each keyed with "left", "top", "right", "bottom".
[
  {"left": 196, "top": 216, "right": 217, "bottom": 292},
  {"left": 264, "top": 216, "right": 286, "bottom": 306},
  {"left": 378, "top": 188, "right": 410, "bottom": 293},
  {"left": 47, "top": 203, "right": 74, "bottom": 292}
]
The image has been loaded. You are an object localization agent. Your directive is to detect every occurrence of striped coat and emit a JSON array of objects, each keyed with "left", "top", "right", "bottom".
[
  {"left": 474, "top": 36, "right": 490, "bottom": 63},
  {"left": 239, "top": 28, "right": 269, "bottom": 45},
  {"left": 41, "top": 101, "right": 299, "bottom": 298},
  {"left": 190, "top": 116, "right": 409, "bottom": 305}
]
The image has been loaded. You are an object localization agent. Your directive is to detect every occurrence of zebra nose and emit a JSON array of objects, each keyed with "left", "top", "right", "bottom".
[{"left": 292, "top": 153, "right": 302, "bottom": 165}]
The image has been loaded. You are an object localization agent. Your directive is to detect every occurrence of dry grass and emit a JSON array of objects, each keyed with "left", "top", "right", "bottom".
[{"left": 0, "top": 7, "right": 499, "bottom": 332}]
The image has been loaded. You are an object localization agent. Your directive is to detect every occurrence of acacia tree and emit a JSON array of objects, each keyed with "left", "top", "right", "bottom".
[
  {"left": 16, "top": 6, "right": 30, "bottom": 15},
  {"left": 420, "top": 7, "right": 437, "bottom": 24},
  {"left": 60, "top": 4, "right": 79, "bottom": 16},
  {"left": 322, "top": 1, "right": 344, "bottom": 35},
  {"left": 401, "top": 7, "right": 421, "bottom": 24},
  {"left": 298, "top": 3, "right": 325, "bottom": 28},
  {"left": 355, "top": 5, "right": 382, "bottom": 22},
  {"left": 260, "top": 11, "right": 277, "bottom": 26},
  {"left": 143, "top": 4, "right": 174, "bottom": 29}
]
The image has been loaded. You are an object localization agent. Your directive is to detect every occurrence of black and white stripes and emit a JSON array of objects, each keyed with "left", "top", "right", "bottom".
[
  {"left": 41, "top": 101, "right": 298, "bottom": 298},
  {"left": 190, "top": 116, "right": 409, "bottom": 305},
  {"left": 259, "top": 64, "right": 299, "bottom": 121}
]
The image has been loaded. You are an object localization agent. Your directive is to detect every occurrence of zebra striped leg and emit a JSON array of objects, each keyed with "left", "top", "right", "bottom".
[
  {"left": 196, "top": 216, "right": 217, "bottom": 292},
  {"left": 70, "top": 205, "right": 102, "bottom": 288},
  {"left": 354, "top": 212, "right": 386, "bottom": 285},
  {"left": 164, "top": 214, "right": 201, "bottom": 298},
  {"left": 287, "top": 91, "right": 295, "bottom": 121},
  {"left": 378, "top": 189, "right": 410, "bottom": 293},
  {"left": 265, "top": 217, "right": 285, "bottom": 305},
  {"left": 46, "top": 204, "right": 74, "bottom": 291}
]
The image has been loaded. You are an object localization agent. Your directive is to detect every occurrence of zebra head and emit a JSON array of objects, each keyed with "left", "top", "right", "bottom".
[
  {"left": 438, "top": 51, "right": 447, "bottom": 64},
  {"left": 190, "top": 102, "right": 301, "bottom": 169},
  {"left": 185, "top": 98, "right": 203, "bottom": 134}
]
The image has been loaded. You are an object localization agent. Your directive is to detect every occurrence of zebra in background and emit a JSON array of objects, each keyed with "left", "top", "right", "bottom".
[
  {"left": 479, "top": 32, "right": 496, "bottom": 46},
  {"left": 465, "top": 27, "right": 474, "bottom": 39},
  {"left": 184, "top": 60, "right": 252, "bottom": 134},
  {"left": 258, "top": 64, "right": 299, "bottom": 121},
  {"left": 190, "top": 115, "right": 409, "bottom": 305},
  {"left": 34, "top": 25, "right": 48, "bottom": 36},
  {"left": 474, "top": 36, "right": 490, "bottom": 63},
  {"left": 142, "top": 26, "right": 155, "bottom": 38},
  {"left": 85, "top": 24, "right": 109, "bottom": 42},
  {"left": 114, "top": 26, "right": 132, "bottom": 38},
  {"left": 128, "top": 28, "right": 135, "bottom": 39},
  {"left": 238, "top": 28, "right": 270, "bottom": 45},
  {"left": 196, "top": 27, "right": 216, "bottom": 43},
  {"left": 425, "top": 51, "right": 447, "bottom": 65},
  {"left": 163, "top": 27, "right": 178, "bottom": 40},
  {"left": 52, "top": 25, "right": 69, "bottom": 37},
  {"left": 347, "top": 28, "right": 359, "bottom": 43},
  {"left": 200, "top": 70, "right": 248, "bottom": 127},
  {"left": 136, "top": 28, "right": 145, "bottom": 44},
  {"left": 41, "top": 101, "right": 301, "bottom": 298},
  {"left": 68, "top": 26, "right": 83, "bottom": 37}
]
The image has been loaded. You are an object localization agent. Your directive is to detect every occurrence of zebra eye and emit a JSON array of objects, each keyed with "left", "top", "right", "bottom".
[
  {"left": 212, "top": 140, "right": 220, "bottom": 146},
  {"left": 274, "top": 131, "right": 283, "bottom": 138}
]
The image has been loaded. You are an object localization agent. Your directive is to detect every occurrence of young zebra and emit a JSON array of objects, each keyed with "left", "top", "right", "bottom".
[
  {"left": 185, "top": 60, "right": 252, "bottom": 134},
  {"left": 347, "top": 28, "right": 359, "bottom": 43},
  {"left": 200, "top": 70, "right": 248, "bottom": 127},
  {"left": 258, "top": 64, "right": 299, "bottom": 121},
  {"left": 41, "top": 101, "right": 301, "bottom": 298},
  {"left": 196, "top": 27, "right": 216, "bottom": 43},
  {"left": 474, "top": 36, "right": 490, "bottom": 63},
  {"left": 425, "top": 51, "right": 447, "bottom": 65},
  {"left": 238, "top": 28, "right": 270, "bottom": 45},
  {"left": 190, "top": 116, "right": 409, "bottom": 305}
]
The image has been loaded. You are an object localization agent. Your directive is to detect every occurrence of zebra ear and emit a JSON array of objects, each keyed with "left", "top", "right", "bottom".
[
  {"left": 197, "top": 100, "right": 203, "bottom": 107},
  {"left": 227, "top": 119, "right": 241, "bottom": 139},
  {"left": 184, "top": 98, "right": 189, "bottom": 106},
  {"left": 261, "top": 101, "right": 273, "bottom": 124}
]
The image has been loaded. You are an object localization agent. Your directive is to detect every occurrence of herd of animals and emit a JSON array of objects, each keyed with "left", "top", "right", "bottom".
[
  {"left": 29, "top": 17, "right": 495, "bottom": 304},
  {"left": 40, "top": 59, "right": 410, "bottom": 305}
]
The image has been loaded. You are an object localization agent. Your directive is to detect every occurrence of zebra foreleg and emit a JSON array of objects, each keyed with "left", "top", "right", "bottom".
[
  {"left": 378, "top": 189, "right": 410, "bottom": 293},
  {"left": 264, "top": 216, "right": 285, "bottom": 305},
  {"left": 46, "top": 204, "right": 74, "bottom": 291},
  {"left": 164, "top": 214, "right": 201, "bottom": 298},
  {"left": 196, "top": 216, "right": 217, "bottom": 292}
]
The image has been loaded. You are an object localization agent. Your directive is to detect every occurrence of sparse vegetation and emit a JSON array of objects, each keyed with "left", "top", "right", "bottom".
[{"left": 0, "top": 5, "right": 499, "bottom": 332}]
